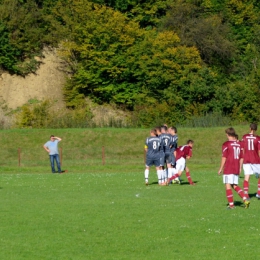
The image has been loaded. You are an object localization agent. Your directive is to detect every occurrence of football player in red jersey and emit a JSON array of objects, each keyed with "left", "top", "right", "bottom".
[
  {"left": 241, "top": 123, "right": 260, "bottom": 199},
  {"left": 218, "top": 128, "right": 250, "bottom": 209},
  {"left": 167, "top": 140, "right": 195, "bottom": 185}
]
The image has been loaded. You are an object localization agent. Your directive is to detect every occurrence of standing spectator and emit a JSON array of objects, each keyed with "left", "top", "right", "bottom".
[
  {"left": 241, "top": 123, "right": 260, "bottom": 199},
  {"left": 218, "top": 128, "right": 250, "bottom": 209},
  {"left": 43, "top": 135, "right": 62, "bottom": 173}
]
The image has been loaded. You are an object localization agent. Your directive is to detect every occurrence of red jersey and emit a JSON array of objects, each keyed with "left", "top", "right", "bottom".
[
  {"left": 241, "top": 133, "right": 260, "bottom": 164},
  {"left": 175, "top": 145, "right": 192, "bottom": 161},
  {"left": 222, "top": 140, "right": 242, "bottom": 175}
]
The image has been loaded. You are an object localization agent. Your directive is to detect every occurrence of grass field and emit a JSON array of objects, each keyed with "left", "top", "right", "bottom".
[{"left": 1, "top": 126, "right": 260, "bottom": 259}]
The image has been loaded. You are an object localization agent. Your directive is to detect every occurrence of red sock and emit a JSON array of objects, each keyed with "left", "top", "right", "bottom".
[
  {"left": 257, "top": 179, "right": 260, "bottom": 195},
  {"left": 243, "top": 180, "right": 249, "bottom": 195},
  {"left": 186, "top": 171, "right": 193, "bottom": 184},
  {"left": 234, "top": 186, "right": 246, "bottom": 200},
  {"left": 226, "top": 189, "right": 234, "bottom": 207},
  {"left": 169, "top": 173, "right": 179, "bottom": 181}
]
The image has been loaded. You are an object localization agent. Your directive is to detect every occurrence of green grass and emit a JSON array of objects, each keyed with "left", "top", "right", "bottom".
[{"left": 1, "top": 126, "right": 260, "bottom": 259}]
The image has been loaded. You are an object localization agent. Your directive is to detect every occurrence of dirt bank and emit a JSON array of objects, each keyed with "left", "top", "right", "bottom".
[{"left": 0, "top": 48, "right": 66, "bottom": 110}]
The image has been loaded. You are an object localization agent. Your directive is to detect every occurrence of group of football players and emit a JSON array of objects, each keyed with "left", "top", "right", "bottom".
[
  {"left": 144, "top": 125, "right": 195, "bottom": 186},
  {"left": 218, "top": 123, "right": 260, "bottom": 209}
]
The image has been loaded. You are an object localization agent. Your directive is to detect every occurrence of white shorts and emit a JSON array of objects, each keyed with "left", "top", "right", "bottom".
[
  {"left": 223, "top": 174, "right": 239, "bottom": 185},
  {"left": 243, "top": 164, "right": 260, "bottom": 175},
  {"left": 175, "top": 157, "right": 185, "bottom": 172}
]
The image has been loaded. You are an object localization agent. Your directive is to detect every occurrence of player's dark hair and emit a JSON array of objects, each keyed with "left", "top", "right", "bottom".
[
  {"left": 150, "top": 129, "right": 157, "bottom": 136},
  {"left": 50, "top": 135, "right": 54, "bottom": 138},
  {"left": 170, "top": 126, "right": 177, "bottom": 133},
  {"left": 235, "top": 134, "right": 239, "bottom": 140},
  {"left": 225, "top": 127, "right": 236, "bottom": 137},
  {"left": 161, "top": 125, "right": 167, "bottom": 132},
  {"left": 250, "top": 123, "right": 257, "bottom": 131},
  {"left": 155, "top": 126, "right": 161, "bottom": 136},
  {"left": 186, "top": 139, "right": 194, "bottom": 144}
]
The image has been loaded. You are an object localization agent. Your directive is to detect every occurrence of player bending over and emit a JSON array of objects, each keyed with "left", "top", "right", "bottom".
[{"left": 167, "top": 140, "right": 195, "bottom": 185}]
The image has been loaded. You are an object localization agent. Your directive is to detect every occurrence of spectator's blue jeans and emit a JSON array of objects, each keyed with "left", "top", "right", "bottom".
[{"left": 49, "top": 154, "right": 61, "bottom": 173}]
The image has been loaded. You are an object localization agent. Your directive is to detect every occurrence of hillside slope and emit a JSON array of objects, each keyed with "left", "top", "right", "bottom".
[{"left": 0, "top": 48, "right": 66, "bottom": 110}]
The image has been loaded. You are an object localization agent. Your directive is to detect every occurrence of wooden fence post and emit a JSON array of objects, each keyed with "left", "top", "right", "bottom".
[
  {"left": 102, "top": 146, "right": 105, "bottom": 165},
  {"left": 18, "top": 148, "right": 21, "bottom": 167}
]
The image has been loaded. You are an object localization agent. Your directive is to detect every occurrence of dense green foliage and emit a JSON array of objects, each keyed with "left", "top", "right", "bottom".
[{"left": 1, "top": 0, "right": 260, "bottom": 126}]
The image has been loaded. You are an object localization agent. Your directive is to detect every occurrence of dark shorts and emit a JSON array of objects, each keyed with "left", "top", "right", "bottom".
[
  {"left": 165, "top": 152, "right": 174, "bottom": 164},
  {"left": 159, "top": 153, "right": 165, "bottom": 167},
  {"left": 146, "top": 157, "right": 161, "bottom": 167}
]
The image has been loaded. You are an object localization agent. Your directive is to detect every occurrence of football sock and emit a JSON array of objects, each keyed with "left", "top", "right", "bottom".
[
  {"left": 160, "top": 170, "right": 165, "bottom": 183},
  {"left": 234, "top": 186, "right": 247, "bottom": 200},
  {"left": 243, "top": 180, "right": 249, "bottom": 196},
  {"left": 163, "top": 169, "right": 167, "bottom": 182},
  {"left": 169, "top": 173, "right": 179, "bottom": 181},
  {"left": 144, "top": 169, "right": 149, "bottom": 183},
  {"left": 157, "top": 170, "right": 160, "bottom": 184},
  {"left": 157, "top": 170, "right": 163, "bottom": 184},
  {"left": 257, "top": 179, "right": 260, "bottom": 195},
  {"left": 167, "top": 168, "right": 173, "bottom": 179},
  {"left": 226, "top": 189, "right": 234, "bottom": 207},
  {"left": 186, "top": 171, "right": 193, "bottom": 184}
]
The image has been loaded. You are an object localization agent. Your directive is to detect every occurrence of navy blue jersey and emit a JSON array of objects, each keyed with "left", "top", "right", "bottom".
[
  {"left": 170, "top": 134, "right": 178, "bottom": 152},
  {"left": 160, "top": 133, "right": 173, "bottom": 153},
  {"left": 145, "top": 136, "right": 161, "bottom": 159}
]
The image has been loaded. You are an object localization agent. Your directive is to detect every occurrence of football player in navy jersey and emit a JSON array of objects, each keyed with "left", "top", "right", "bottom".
[{"left": 144, "top": 129, "right": 162, "bottom": 186}]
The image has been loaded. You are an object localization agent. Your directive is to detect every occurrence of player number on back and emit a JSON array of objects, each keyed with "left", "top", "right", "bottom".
[
  {"left": 247, "top": 139, "right": 254, "bottom": 150},
  {"left": 233, "top": 147, "right": 240, "bottom": 159},
  {"left": 153, "top": 141, "right": 157, "bottom": 149}
]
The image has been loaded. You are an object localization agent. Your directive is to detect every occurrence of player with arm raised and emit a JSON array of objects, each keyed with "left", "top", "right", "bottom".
[
  {"left": 218, "top": 127, "right": 250, "bottom": 209},
  {"left": 144, "top": 129, "right": 162, "bottom": 186},
  {"left": 241, "top": 123, "right": 260, "bottom": 199}
]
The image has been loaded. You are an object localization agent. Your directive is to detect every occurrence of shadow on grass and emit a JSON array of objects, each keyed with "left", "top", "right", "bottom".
[
  {"left": 249, "top": 193, "right": 257, "bottom": 198},
  {"left": 233, "top": 201, "right": 244, "bottom": 207},
  {"left": 179, "top": 181, "right": 198, "bottom": 185},
  {"left": 148, "top": 181, "right": 199, "bottom": 186}
]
